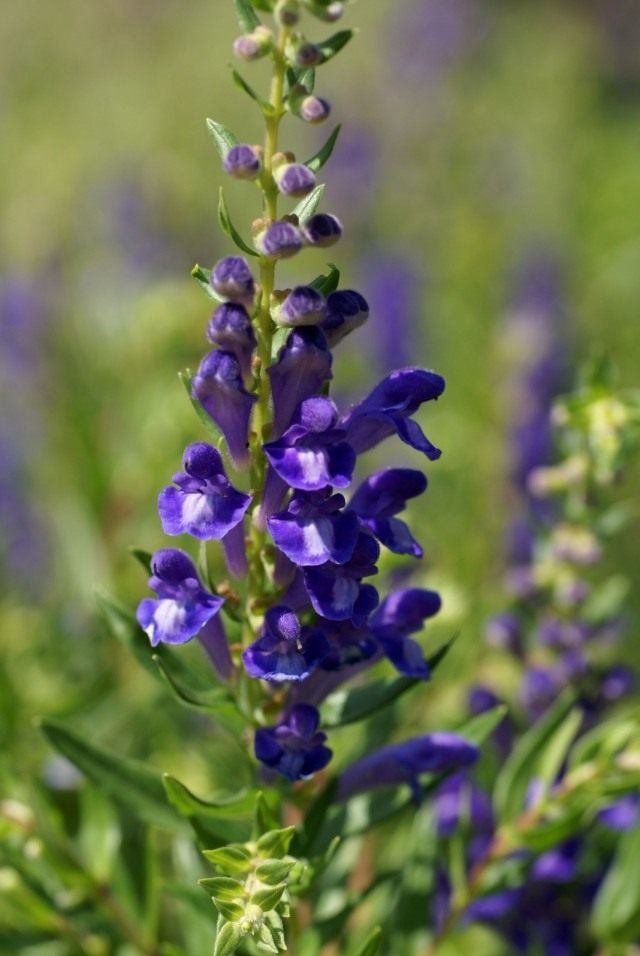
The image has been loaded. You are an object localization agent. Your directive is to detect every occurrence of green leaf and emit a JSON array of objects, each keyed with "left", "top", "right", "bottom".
[
  {"left": 257, "top": 827, "right": 296, "bottom": 858},
  {"left": 164, "top": 776, "right": 255, "bottom": 826},
  {"left": 78, "top": 785, "right": 121, "bottom": 882},
  {"left": 318, "top": 30, "right": 355, "bottom": 64},
  {"left": 39, "top": 719, "right": 184, "bottom": 831},
  {"left": 256, "top": 922, "right": 279, "bottom": 953},
  {"left": 178, "top": 369, "right": 225, "bottom": 443},
  {"left": 251, "top": 883, "right": 287, "bottom": 910},
  {"left": 304, "top": 125, "right": 341, "bottom": 173},
  {"left": 202, "top": 844, "right": 253, "bottom": 875},
  {"left": 291, "top": 184, "right": 324, "bottom": 224},
  {"left": 233, "top": 0, "right": 260, "bottom": 33},
  {"left": 493, "top": 694, "right": 574, "bottom": 821},
  {"left": 253, "top": 791, "right": 280, "bottom": 839},
  {"left": 214, "top": 899, "right": 246, "bottom": 922},
  {"left": 213, "top": 918, "right": 246, "bottom": 956},
  {"left": 231, "top": 68, "right": 272, "bottom": 112},
  {"left": 129, "top": 547, "right": 152, "bottom": 573},
  {"left": 309, "top": 263, "right": 340, "bottom": 295},
  {"left": 152, "top": 654, "right": 242, "bottom": 728},
  {"left": 97, "top": 591, "right": 158, "bottom": 678},
  {"left": 354, "top": 926, "right": 382, "bottom": 956},
  {"left": 320, "top": 638, "right": 456, "bottom": 728},
  {"left": 218, "top": 187, "right": 259, "bottom": 257},
  {"left": 206, "top": 118, "right": 239, "bottom": 160},
  {"left": 255, "top": 860, "right": 296, "bottom": 885},
  {"left": 199, "top": 877, "right": 246, "bottom": 901},
  {"left": 592, "top": 826, "right": 640, "bottom": 942},
  {"left": 535, "top": 708, "right": 583, "bottom": 796},
  {"left": 191, "top": 264, "right": 224, "bottom": 302},
  {"left": 270, "top": 326, "right": 290, "bottom": 361}
]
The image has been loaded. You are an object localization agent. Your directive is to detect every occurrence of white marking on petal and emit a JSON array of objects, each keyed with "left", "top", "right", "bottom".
[
  {"left": 182, "top": 493, "right": 215, "bottom": 529},
  {"left": 296, "top": 449, "right": 327, "bottom": 486},
  {"left": 302, "top": 519, "right": 332, "bottom": 560}
]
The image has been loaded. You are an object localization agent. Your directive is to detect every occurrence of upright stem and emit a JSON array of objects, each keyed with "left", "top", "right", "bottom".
[{"left": 245, "top": 23, "right": 290, "bottom": 647}]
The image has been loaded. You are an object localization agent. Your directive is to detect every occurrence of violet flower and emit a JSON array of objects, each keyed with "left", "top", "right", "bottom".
[
  {"left": 349, "top": 468, "right": 426, "bottom": 557},
  {"left": 268, "top": 489, "right": 360, "bottom": 567},
  {"left": 192, "top": 350, "right": 257, "bottom": 468},
  {"left": 254, "top": 704, "right": 332, "bottom": 781},
  {"left": 243, "top": 606, "right": 329, "bottom": 682}
]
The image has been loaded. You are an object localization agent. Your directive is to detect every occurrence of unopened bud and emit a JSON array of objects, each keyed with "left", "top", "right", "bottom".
[
  {"left": 273, "top": 286, "right": 327, "bottom": 326},
  {"left": 303, "top": 0, "right": 344, "bottom": 21},
  {"left": 289, "top": 85, "right": 331, "bottom": 124},
  {"left": 301, "top": 212, "right": 342, "bottom": 248},
  {"left": 274, "top": 162, "right": 316, "bottom": 197},
  {"left": 233, "top": 26, "right": 273, "bottom": 61},
  {"left": 223, "top": 143, "right": 262, "bottom": 180},
  {"left": 275, "top": 0, "right": 301, "bottom": 26},
  {"left": 256, "top": 220, "right": 303, "bottom": 259}
]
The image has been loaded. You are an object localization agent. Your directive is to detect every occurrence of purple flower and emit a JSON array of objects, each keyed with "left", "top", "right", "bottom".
[
  {"left": 519, "top": 666, "right": 559, "bottom": 719},
  {"left": 268, "top": 489, "right": 360, "bottom": 567},
  {"left": 303, "top": 532, "right": 379, "bottom": 624},
  {"left": 337, "top": 731, "right": 479, "bottom": 800},
  {"left": 254, "top": 704, "right": 332, "bottom": 780},
  {"left": 210, "top": 256, "right": 255, "bottom": 306},
  {"left": 263, "top": 396, "right": 356, "bottom": 492},
  {"left": 349, "top": 468, "right": 426, "bottom": 557},
  {"left": 274, "top": 286, "right": 327, "bottom": 327},
  {"left": 233, "top": 26, "right": 273, "bottom": 61},
  {"left": 274, "top": 163, "right": 317, "bottom": 197},
  {"left": 257, "top": 221, "right": 303, "bottom": 259},
  {"left": 340, "top": 368, "right": 445, "bottom": 460},
  {"left": 192, "top": 351, "right": 257, "bottom": 468},
  {"left": 206, "top": 302, "right": 256, "bottom": 378},
  {"left": 531, "top": 842, "right": 579, "bottom": 884},
  {"left": 158, "top": 442, "right": 251, "bottom": 540},
  {"left": 598, "top": 794, "right": 640, "bottom": 832},
  {"left": 243, "top": 606, "right": 329, "bottom": 681},
  {"left": 294, "top": 42, "right": 323, "bottom": 68},
  {"left": 320, "top": 288, "right": 370, "bottom": 347},
  {"left": 223, "top": 144, "right": 262, "bottom": 180},
  {"left": 368, "top": 588, "right": 441, "bottom": 677},
  {"left": 295, "top": 94, "right": 331, "bottom": 124},
  {"left": 136, "top": 548, "right": 223, "bottom": 647},
  {"left": 434, "top": 772, "right": 494, "bottom": 839},
  {"left": 301, "top": 213, "right": 343, "bottom": 248},
  {"left": 360, "top": 253, "right": 421, "bottom": 374},
  {"left": 315, "top": 619, "right": 379, "bottom": 672},
  {"left": 268, "top": 327, "right": 333, "bottom": 438},
  {"left": 484, "top": 611, "right": 523, "bottom": 656}
]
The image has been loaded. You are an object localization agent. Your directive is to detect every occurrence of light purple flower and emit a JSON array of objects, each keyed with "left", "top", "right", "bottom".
[
  {"left": 274, "top": 163, "right": 317, "bottom": 197},
  {"left": 136, "top": 548, "right": 223, "bottom": 647},
  {"left": 268, "top": 489, "right": 360, "bottom": 567},
  {"left": 223, "top": 144, "right": 262, "bottom": 180},
  {"left": 210, "top": 256, "right": 255, "bottom": 306},
  {"left": 158, "top": 442, "right": 251, "bottom": 540},
  {"left": 206, "top": 302, "right": 256, "bottom": 378},
  {"left": 257, "top": 221, "right": 303, "bottom": 259}
]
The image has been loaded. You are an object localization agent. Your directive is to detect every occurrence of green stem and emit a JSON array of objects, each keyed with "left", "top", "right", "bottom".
[{"left": 245, "top": 23, "right": 290, "bottom": 646}]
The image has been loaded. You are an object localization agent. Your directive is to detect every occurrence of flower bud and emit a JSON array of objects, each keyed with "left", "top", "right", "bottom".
[
  {"left": 233, "top": 26, "right": 273, "bottom": 61},
  {"left": 211, "top": 256, "right": 256, "bottom": 306},
  {"left": 273, "top": 286, "right": 327, "bottom": 327},
  {"left": 321, "top": 289, "right": 369, "bottom": 345},
  {"left": 289, "top": 86, "right": 331, "bottom": 124},
  {"left": 302, "top": 213, "right": 342, "bottom": 248},
  {"left": 275, "top": 0, "right": 301, "bottom": 26},
  {"left": 256, "top": 220, "right": 303, "bottom": 259},
  {"left": 223, "top": 143, "right": 262, "bottom": 180},
  {"left": 293, "top": 42, "right": 323, "bottom": 68},
  {"left": 273, "top": 162, "right": 316, "bottom": 198}
]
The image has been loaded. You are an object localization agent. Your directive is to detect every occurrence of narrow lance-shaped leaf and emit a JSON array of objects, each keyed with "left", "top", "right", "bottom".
[
  {"left": 233, "top": 0, "right": 260, "bottom": 33},
  {"left": 355, "top": 926, "right": 383, "bottom": 956},
  {"left": 230, "top": 67, "right": 272, "bottom": 113},
  {"left": 214, "top": 920, "right": 246, "bottom": 956},
  {"left": 206, "top": 119, "right": 239, "bottom": 160},
  {"left": 38, "top": 719, "right": 185, "bottom": 831},
  {"left": 591, "top": 826, "right": 640, "bottom": 943},
  {"left": 310, "top": 263, "right": 340, "bottom": 295},
  {"left": 305, "top": 124, "right": 342, "bottom": 173},
  {"left": 191, "top": 264, "right": 225, "bottom": 302},
  {"left": 318, "top": 30, "right": 355, "bottom": 64},
  {"left": 218, "top": 187, "right": 259, "bottom": 257},
  {"left": 292, "top": 184, "right": 325, "bottom": 224}
]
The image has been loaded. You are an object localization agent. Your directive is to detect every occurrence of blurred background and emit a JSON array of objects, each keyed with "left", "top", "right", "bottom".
[{"left": 1, "top": 0, "right": 639, "bottom": 802}]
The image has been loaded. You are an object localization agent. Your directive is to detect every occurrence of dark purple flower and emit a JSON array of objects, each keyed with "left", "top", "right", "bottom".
[
  {"left": 274, "top": 163, "right": 317, "bottom": 197},
  {"left": 198, "top": 615, "right": 234, "bottom": 682},
  {"left": 223, "top": 144, "right": 262, "bottom": 180},
  {"left": 158, "top": 442, "right": 251, "bottom": 541},
  {"left": 301, "top": 213, "right": 342, "bottom": 248},
  {"left": 368, "top": 587, "right": 441, "bottom": 677},
  {"left": 192, "top": 351, "right": 257, "bottom": 468},
  {"left": 303, "top": 532, "right": 379, "bottom": 624},
  {"left": 206, "top": 302, "right": 256, "bottom": 378},
  {"left": 320, "top": 288, "right": 370, "bottom": 347},
  {"left": 337, "top": 731, "right": 479, "bottom": 800},
  {"left": 136, "top": 548, "right": 223, "bottom": 647},
  {"left": 263, "top": 396, "right": 356, "bottom": 492},
  {"left": 210, "top": 256, "right": 255, "bottom": 306},
  {"left": 340, "top": 368, "right": 445, "bottom": 460},
  {"left": 274, "top": 285, "right": 327, "bottom": 327},
  {"left": 600, "top": 663, "right": 635, "bottom": 703},
  {"left": 254, "top": 704, "right": 332, "bottom": 780},
  {"left": 434, "top": 772, "right": 494, "bottom": 839},
  {"left": 294, "top": 41, "right": 323, "bottom": 67},
  {"left": 267, "top": 327, "right": 333, "bottom": 438},
  {"left": 276, "top": 0, "right": 300, "bottom": 26},
  {"left": 531, "top": 842, "right": 579, "bottom": 884},
  {"left": 315, "top": 619, "right": 379, "bottom": 672},
  {"left": 243, "top": 606, "right": 329, "bottom": 682},
  {"left": 349, "top": 468, "right": 426, "bottom": 557},
  {"left": 257, "top": 221, "right": 303, "bottom": 259},
  {"left": 268, "top": 489, "right": 360, "bottom": 566}
]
